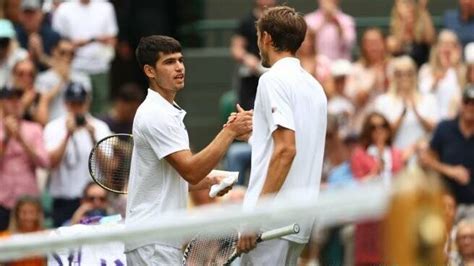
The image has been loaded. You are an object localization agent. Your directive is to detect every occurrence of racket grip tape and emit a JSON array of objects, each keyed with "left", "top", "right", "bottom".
[{"left": 258, "top": 223, "right": 300, "bottom": 242}]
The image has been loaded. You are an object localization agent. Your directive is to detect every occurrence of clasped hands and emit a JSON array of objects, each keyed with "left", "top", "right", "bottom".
[{"left": 224, "top": 104, "right": 253, "bottom": 141}]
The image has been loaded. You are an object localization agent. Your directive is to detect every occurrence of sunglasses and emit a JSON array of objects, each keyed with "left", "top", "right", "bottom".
[
  {"left": 0, "top": 38, "right": 10, "bottom": 48},
  {"left": 369, "top": 123, "right": 389, "bottom": 130},
  {"left": 14, "top": 70, "right": 35, "bottom": 78},
  {"left": 58, "top": 48, "right": 75, "bottom": 57},
  {"left": 86, "top": 196, "right": 106, "bottom": 202}
]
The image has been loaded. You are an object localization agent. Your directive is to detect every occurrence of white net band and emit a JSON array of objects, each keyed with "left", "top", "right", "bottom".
[{"left": 0, "top": 182, "right": 389, "bottom": 262}]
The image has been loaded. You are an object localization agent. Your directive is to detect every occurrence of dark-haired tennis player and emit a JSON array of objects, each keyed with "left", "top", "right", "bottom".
[
  {"left": 124, "top": 35, "right": 252, "bottom": 265},
  {"left": 236, "top": 6, "right": 327, "bottom": 265}
]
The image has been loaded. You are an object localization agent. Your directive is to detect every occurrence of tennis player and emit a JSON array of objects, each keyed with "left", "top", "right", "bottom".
[
  {"left": 124, "top": 35, "right": 252, "bottom": 264},
  {"left": 236, "top": 6, "right": 328, "bottom": 265}
]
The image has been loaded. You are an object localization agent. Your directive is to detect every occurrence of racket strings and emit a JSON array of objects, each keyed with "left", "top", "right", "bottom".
[
  {"left": 183, "top": 232, "right": 238, "bottom": 266},
  {"left": 91, "top": 135, "right": 133, "bottom": 193}
]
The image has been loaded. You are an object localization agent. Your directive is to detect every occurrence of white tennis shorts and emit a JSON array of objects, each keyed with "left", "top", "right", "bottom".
[
  {"left": 240, "top": 239, "right": 305, "bottom": 266},
  {"left": 125, "top": 244, "right": 182, "bottom": 266}
]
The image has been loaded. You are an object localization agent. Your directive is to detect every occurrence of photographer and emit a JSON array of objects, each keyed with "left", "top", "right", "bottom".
[{"left": 44, "top": 82, "right": 111, "bottom": 227}]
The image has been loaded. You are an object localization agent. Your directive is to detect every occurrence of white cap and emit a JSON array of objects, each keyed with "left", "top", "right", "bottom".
[
  {"left": 465, "top": 42, "right": 474, "bottom": 64},
  {"left": 330, "top": 59, "right": 352, "bottom": 77}
]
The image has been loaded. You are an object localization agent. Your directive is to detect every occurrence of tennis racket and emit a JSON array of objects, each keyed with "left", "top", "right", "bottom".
[
  {"left": 88, "top": 134, "right": 133, "bottom": 194},
  {"left": 182, "top": 223, "right": 300, "bottom": 266}
]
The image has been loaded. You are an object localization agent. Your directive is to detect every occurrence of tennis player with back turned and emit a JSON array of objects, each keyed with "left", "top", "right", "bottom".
[
  {"left": 124, "top": 36, "right": 253, "bottom": 265},
  {"left": 236, "top": 6, "right": 328, "bottom": 265}
]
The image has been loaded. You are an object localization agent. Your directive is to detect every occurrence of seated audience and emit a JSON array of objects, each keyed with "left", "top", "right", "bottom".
[{"left": 0, "top": 196, "right": 46, "bottom": 266}]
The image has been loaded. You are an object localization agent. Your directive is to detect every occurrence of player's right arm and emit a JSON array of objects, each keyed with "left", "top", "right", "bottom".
[{"left": 166, "top": 112, "right": 252, "bottom": 185}]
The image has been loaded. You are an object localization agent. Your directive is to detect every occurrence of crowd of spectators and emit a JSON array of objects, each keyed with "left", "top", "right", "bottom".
[
  {"left": 0, "top": 0, "right": 473, "bottom": 264},
  {"left": 229, "top": 0, "right": 474, "bottom": 265}
]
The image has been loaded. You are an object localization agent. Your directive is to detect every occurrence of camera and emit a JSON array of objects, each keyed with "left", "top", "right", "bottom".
[{"left": 75, "top": 114, "right": 86, "bottom": 127}]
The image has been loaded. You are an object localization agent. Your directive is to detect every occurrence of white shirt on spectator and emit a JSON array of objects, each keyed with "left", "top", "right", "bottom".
[
  {"left": 125, "top": 89, "right": 189, "bottom": 251},
  {"left": 243, "top": 57, "right": 327, "bottom": 244},
  {"left": 52, "top": 1, "right": 118, "bottom": 74},
  {"left": 44, "top": 114, "right": 111, "bottom": 198},
  {"left": 418, "top": 65, "right": 462, "bottom": 119},
  {"left": 373, "top": 93, "right": 438, "bottom": 150},
  {"left": 35, "top": 70, "right": 92, "bottom": 121}
]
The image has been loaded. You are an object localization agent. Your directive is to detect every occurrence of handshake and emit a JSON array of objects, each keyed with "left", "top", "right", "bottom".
[{"left": 223, "top": 104, "right": 253, "bottom": 141}]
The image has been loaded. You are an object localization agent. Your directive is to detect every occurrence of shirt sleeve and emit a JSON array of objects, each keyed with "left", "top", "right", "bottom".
[
  {"left": 430, "top": 122, "right": 444, "bottom": 155},
  {"left": 259, "top": 74, "right": 295, "bottom": 133},
  {"left": 145, "top": 115, "right": 190, "bottom": 160},
  {"left": 44, "top": 120, "right": 67, "bottom": 152},
  {"left": 32, "top": 125, "right": 50, "bottom": 168},
  {"left": 52, "top": 5, "right": 67, "bottom": 37},
  {"left": 338, "top": 14, "right": 356, "bottom": 51}
]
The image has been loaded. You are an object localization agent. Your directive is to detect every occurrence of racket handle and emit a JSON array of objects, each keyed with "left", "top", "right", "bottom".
[{"left": 258, "top": 223, "right": 300, "bottom": 242}]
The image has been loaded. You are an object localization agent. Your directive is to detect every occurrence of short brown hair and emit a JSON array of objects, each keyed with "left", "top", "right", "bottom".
[
  {"left": 256, "top": 6, "right": 307, "bottom": 54},
  {"left": 135, "top": 35, "right": 182, "bottom": 72}
]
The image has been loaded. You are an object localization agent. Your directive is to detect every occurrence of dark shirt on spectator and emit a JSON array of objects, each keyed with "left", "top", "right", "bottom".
[
  {"left": 15, "top": 23, "right": 61, "bottom": 69},
  {"left": 444, "top": 9, "right": 474, "bottom": 47},
  {"left": 430, "top": 118, "right": 474, "bottom": 204}
]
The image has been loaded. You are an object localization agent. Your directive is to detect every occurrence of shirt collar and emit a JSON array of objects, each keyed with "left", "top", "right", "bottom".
[
  {"left": 146, "top": 89, "right": 186, "bottom": 117},
  {"left": 271, "top": 57, "right": 301, "bottom": 70}
]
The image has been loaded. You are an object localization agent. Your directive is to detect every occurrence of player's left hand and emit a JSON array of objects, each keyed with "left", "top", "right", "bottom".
[
  {"left": 237, "top": 232, "right": 258, "bottom": 253},
  {"left": 207, "top": 176, "right": 233, "bottom": 196}
]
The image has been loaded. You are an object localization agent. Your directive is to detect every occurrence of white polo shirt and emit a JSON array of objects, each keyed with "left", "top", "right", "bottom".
[
  {"left": 44, "top": 114, "right": 111, "bottom": 198},
  {"left": 52, "top": 1, "right": 118, "bottom": 73},
  {"left": 243, "top": 57, "right": 327, "bottom": 244},
  {"left": 125, "top": 89, "right": 189, "bottom": 251}
]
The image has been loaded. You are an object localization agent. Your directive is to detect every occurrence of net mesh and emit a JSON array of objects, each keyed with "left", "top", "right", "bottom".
[
  {"left": 89, "top": 134, "right": 133, "bottom": 193},
  {"left": 0, "top": 182, "right": 388, "bottom": 263}
]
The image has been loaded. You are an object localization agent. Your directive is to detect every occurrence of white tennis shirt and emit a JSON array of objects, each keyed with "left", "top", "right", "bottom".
[
  {"left": 125, "top": 89, "right": 189, "bottom": 251},
  {"left": 243, "top": 57, "right": 327, "bottom": 244}
]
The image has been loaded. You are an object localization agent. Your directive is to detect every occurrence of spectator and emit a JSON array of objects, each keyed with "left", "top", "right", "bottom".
[
  {"left": 100, "top": 83, "right": 144, "bottom": 134},
  {"left": 230, "top": 0, "right": 275, "bottom": 111},
  {"left": 305, "top": 0, "right": 356, "bottom": 61},
  {"left": 69, "top": 182, "right": 109, "bottom": 225},
  {"left": 466, "top": 42, "right": 474, "bottom": 85},
  {"left": 444, "top": 0, "right": 474, "bottom": 48},
  {"left": 327, "top": 59, "right": 354, "bottom": 138},
  {"left": 35, "top": 38, "right": 91, "bottom": 123},
  {"left": 374, "top": 56, "right": 438, "bottom": 164},
  {"left": 0, "top": 85, "right": 49, "bottom": 231},
  {"left": 14, "top": 0, "right": 60, "bottom": 70},
  {"left": 0, "top": 196, "right": 46, "bottom": 265},
  {"left": 449, "top": 219, "right": 474, "bottom": 266},
  {"left": 347, "top": 28, "right": 390, "bottom": 133},
  {"left": 420, "top": 84, "right": 474, "bottom": 205},
  {"left": 44, "top": 82, "right": 111, "bottom": 227},
  {"left": 52, "top": 0, "right": 118, "bottom": 115},
  {"left": 351, "top": 112, "right": 404, "bottom": 266},
  {"left": 419, "top": 30, "right": 465, "bottom": 119},
  {"left": 389, "top": 0, "right": 435, "bottom": 66},
  {"left": 0, "top": 19, "right": 28, "bottom": 87},
  {"left": 296, "top": 28, "right": 332, "bottom": 86},
  {"left": 10, "top": 59, "right": 46, "bottom": 124}
]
